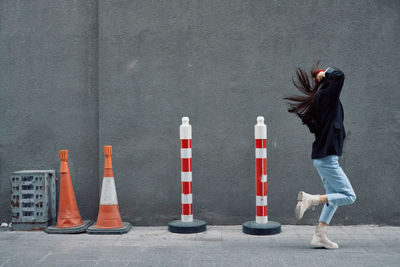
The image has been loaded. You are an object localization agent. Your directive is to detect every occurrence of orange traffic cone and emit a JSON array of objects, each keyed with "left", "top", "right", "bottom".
[
  {"left": 87, "top": 146, "right": 131, "bottom": 234},
  {"left": 45, "top": 150, "right": 92, "bottom": 234}
]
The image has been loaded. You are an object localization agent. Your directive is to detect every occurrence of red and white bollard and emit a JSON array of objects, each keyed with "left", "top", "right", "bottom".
[
  {"left": 255, "top": 116, "right": 268, "bottom": 224},
  {"left": 243, "top": 116, "right": 281, "bottom": 235},
  {"left": 180, "top": 117, "right": 193, "bottom": 222},
  {"left": 168, "top": 117, "right": 206, "bottom": 233}
]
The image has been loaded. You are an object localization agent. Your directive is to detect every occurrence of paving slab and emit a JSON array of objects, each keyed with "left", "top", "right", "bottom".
[{"left": 0, "top": 225, "right": 399, "bottom": 267}]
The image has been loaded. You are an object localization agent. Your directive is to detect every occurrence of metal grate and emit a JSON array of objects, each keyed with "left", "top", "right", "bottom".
[{"left": 11, "top": 170, "right": 56, "bottom": 230}]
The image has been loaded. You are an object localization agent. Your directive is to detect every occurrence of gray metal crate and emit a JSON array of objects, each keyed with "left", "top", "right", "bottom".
[{"left": 11, "top": 170, "right": 56, "bottom": 230}]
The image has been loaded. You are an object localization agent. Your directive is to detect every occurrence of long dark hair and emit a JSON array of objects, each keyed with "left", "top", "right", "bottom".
[{"left": 284, "top": 61, "right": 329, "bottom": 133}]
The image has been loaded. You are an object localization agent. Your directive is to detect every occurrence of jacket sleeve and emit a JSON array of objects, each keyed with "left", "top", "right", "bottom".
[{"left": 322, "top": 67, "right": 345, "bottom": 101}]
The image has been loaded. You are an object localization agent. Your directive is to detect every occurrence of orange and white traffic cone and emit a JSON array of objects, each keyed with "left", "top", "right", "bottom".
[
  {"left": 45, "top": 150, "right": 92, "bottom": 234},
  {"left": 86, "top": 145, "right": 131, "bottom": 234}
]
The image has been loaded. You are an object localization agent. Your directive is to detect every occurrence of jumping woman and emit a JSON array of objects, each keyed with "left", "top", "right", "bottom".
[{"left": 284, "top": 62, "right": 356, "bottom": 249}]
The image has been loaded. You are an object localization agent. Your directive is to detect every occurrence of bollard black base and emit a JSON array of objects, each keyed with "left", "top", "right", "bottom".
[
  {"left": 168, "top": 219, "right": 207, "bottom": 234},
  {"left": 242, "top": 221, "right": 281, "bottom": 235},
  {"left": 86, "top": 222, "right": 132, "bottom": 235},
  {"left": 45, "top": 220, "right": 92, "bottom": 234}
]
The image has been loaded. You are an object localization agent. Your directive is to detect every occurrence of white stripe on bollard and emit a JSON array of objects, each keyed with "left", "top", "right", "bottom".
[
  {"left": 255, "top": 148, "right": 267, "bottom": 159},
  {"left": 256, "top": 196, "right": 268, "bottom": 206},
  {"left": 181, "top": 215, "right": 193, "bottom": 222},
  {"left": 181, "top": 194, "right": 193, "bottom": 204},
  {"left": 256, "top": 216, "right": 268, "bottom": 224},
  {"left": 181, "top": 148, "right": 192, "bottom": 158},
  {"left": 181, "top": 172, "right": 192, "bottom": 182}
]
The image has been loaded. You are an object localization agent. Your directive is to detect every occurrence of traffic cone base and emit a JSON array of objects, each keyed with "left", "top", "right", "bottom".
[
  {"left": 86, "top": 222, "right": 132, "bottom": 235},
  {"left": 45, "top": 220, "right": 93, "bottom": 234}
]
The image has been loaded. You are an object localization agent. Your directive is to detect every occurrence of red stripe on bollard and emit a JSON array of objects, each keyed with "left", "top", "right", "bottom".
[
  {"left": 255, "top": 139, "right": 266, "bottom": 148},
  {"left": 181, "top": 158, "right": 192, "bottom": 172},
  {"left": 256, "top": 206, "right": 268, "bottom": 216},
  {"left": 181, "top": 204, "right": 193, "bottom": 215},
  {"left": 256, "top": 159, "right": 267, "bottom": 195},
  {"left": 181, "top": 181, "right": 192, "bottom": 194},
  {"left": 256, "top": 179, "right": 267, "bottom": 196},
  {"left": 181, "top": 139, "right": 192, "bottom": 148}
]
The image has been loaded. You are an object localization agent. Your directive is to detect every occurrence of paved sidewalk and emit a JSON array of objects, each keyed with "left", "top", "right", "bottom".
[{"left": 0, "top": 225, "right": 399, "bottom": 266}]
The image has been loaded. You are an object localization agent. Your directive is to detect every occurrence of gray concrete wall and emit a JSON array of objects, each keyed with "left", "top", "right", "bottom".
[
  {"left": 0, "top": 0, "right": 99, "bottom": 222},
  {"left": 1, "top": 0, "right": 399, "bottom": 226}
]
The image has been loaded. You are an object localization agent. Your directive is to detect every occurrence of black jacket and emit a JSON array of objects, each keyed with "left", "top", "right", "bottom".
[{"left": 311, "top": 68, "right": 346, "bottom": 159}]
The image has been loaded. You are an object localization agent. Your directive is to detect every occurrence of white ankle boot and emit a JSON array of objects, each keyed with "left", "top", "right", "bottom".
[
  {"left": 310, "top": 226, "right": 339, "bottom": 249},
  {"left": 295, "top": 191, "right": 320, "bottom": 220}
]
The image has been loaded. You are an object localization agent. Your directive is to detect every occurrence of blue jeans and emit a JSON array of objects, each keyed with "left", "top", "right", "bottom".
[{"left": 313, "top": 155, "right": 356, "bottom": 224}]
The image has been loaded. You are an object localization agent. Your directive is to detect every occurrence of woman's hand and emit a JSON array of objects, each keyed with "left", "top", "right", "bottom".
[{"left": 316, "top": 71, "right": 325, "bottom": 82}]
